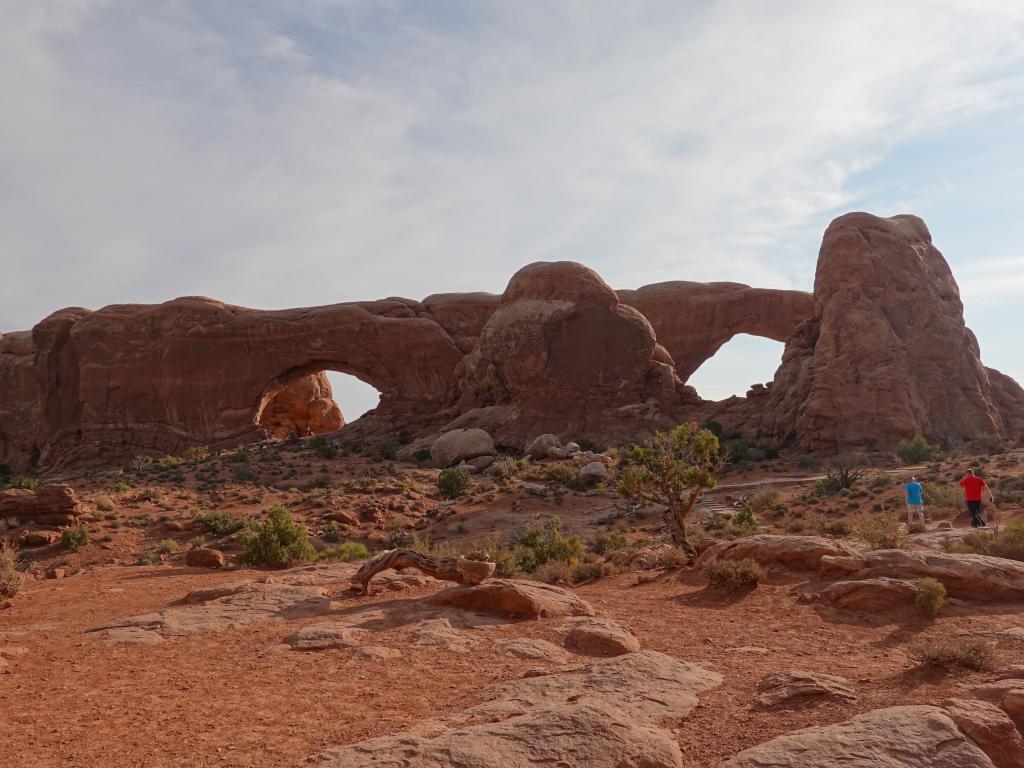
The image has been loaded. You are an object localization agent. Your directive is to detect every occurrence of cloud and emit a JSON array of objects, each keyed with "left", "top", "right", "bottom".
[{"left": 2, "top": 1, "right": 1023, "bottom": 348}]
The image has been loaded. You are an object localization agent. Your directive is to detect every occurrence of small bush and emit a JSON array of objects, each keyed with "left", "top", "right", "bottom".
[
  {"left": 412, "top": 448, "right": 432, "bottom": 463},
  {"left": 9, "top": 476, "right": 40, "bottom": 490},
  {"left": 655, "top": 547, "right": 689, "bottom": 569},
  {"left": 909, "top": 636, "right": 995, "bottom": 671},
  {"left": 322, "top": 520, "right": 342, "bottom": 543},
  {"left": 961, "top": 522, "right": 1024, "bottom": 562},
  {"left": 896, "top": 434, "right": 941, "bottom": 465},
  {"left": 793, "top": 454, "right": 819, "bottom": 470},
  {"left": 545, "top": 464, "right": 584, "bottom": 491},
  {"left": 589, "top": 529, "right": 628, "bottom": 555},
  {"left": 61, "top": 526, "right": 90, "bottom": 551},
  {"left": 914, "top": 578, "right": 946, "bottom": 616},
  {"left": 437, "top": 467, "right": 471, "bottom": 499},
  {"left": 410, "top": 533, "right": 457, "bottom": 559},
  {"left": 869, "top": 474, "right": 893, "bottom": 491},
  {"left": 318, "top": 542, "right": 369, "bottom": 562},
  {"left": 238, "top": 505, "right": 316, "bottom": 568},
  {"left": 851, "top": 512, "right": 909, "bottom": 550},
  {"left": 156, "top": 539, "right": 177, "bottom": 555},
  {"left": 729, "top": 507, "right": 758, "bottom": 534},
  {"left": 192, "top": 512, "right": 245, "bottom": 537},
  {"left": 512, "top": 517, "right": 584, "bottom": 572},
  {"left": 923, "top": 482, "right": 961, "bottom": 510},
  {"left": 1, "top": 539, "right": 23, "bottom": 598},
  {"left": 748, "top": 487, "right": 784, "bottom": 512},
  {"left": 95, "top": 497, "right": 115, "bottom": 512},
  {"left": 227, "top": 448, "right": 250, "bottom": 463},
  {"left": 113, "top": 481, "right": 131, "bottom": 494},
  {"left": 700, "top": 558, "right": 763, "bottom": 592},
  {"left": 181, "top": 446, "right": 210, "bottom": 462},
  {"left": 969, "top": 434, "right": 1007, "bottom": 456},
  {"left": 534, "top": 560, "right": 573, "bottom": 585},
  {"left": 475, "top": 535, "right": 520, "bottom": 578},
  {"left": 136, "top": 551, "right": 160, "bottom": 566}
]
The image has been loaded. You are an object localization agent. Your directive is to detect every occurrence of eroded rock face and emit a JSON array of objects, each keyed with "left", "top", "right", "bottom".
[
  {"left": 696, "top": 535, "right": 858, "bottom": 571},
  {"left": 257, "top": 372, "right": 344, "bottom": 439},
  {"left": 732, "top": 213, "right": 1024, "bottom": 452},
  {"left": 0, "top": 484, "right": 84, "bottom": 528}
]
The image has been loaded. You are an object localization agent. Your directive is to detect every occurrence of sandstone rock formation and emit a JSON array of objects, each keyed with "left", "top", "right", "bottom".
[
  {"left": 728, "top": 213, "right": 1024, "bottom": 452},
  {"left": 428, "top": 579, "right": 595, "bottom": 619},
  {"left": 563, "top": 617, "right": 642, "bottom": 656},
  {"left": 0, "top": 484, "right": 84, "bottom": 528},
  {"left": 2, "top": 211, "right": 1021, "bottom": 472},
  {"left": 257, "top": 372, "right": 343, "bottom": 439},
  {"left": 754, "top": 669, "right": 857, "bottom": 708},
  {"left": 696, "top": 535, "right": 858, "bottom": 571},
  {"left": 722, "top": 703, "right": 1018, "bottom": 768}
]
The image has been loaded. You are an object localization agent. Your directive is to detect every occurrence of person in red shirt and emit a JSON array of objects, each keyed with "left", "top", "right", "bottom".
[{"left": 959, "top": 469, "right": 994, "bottom": 528}]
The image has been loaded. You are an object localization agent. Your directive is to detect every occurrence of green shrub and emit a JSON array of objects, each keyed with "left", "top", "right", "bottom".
[
  {"left": 322, "top": 520, "right": 342, "bottom": 543},
  {"left": 437, "top": 467, "right": 471, "bottom": 499},
  {"left": 181, "top": 446, "right": 210, "bottom": 462},
  {"left": 923, "top": 482, "right": 961, "bottom": 510},
  {"left": 896, "top": 434, "right": 941, "bottom": 465},
  {"left": 9, "top": 476, "right": 40, "bottom": 490},
  {"left": 915, "top": 578, "right": 946, "bottom": 616},
  {"left": 909, "top": 636, "right": 995, "bottom": 671},
  {"left": 318, "top": 542, "right": 369, "bottom": 562},
  {"left": 1, "top": 540, "right": 23, "bottom": 598},
  {"left": 969, "top": 435, "right": 1007, "bottom": 456},
  {"left": 512, "top": 517, "right": 584, "bottom": 573},
  {"left": 589, "top": 529, "right": 628, "bottom": 555},
  {"left": 113, "top": 481, "right": 131, "bottom": 494},
  {"left": 869, "top": 474, "right": 893, "bottom": 490},
  {"left": 136, "top": 551, "right": 160, "bottom": 566},
  {"left": 729, "top": 507, "right": 758, "bottom": 533},
  {"left": 700, "top": 558, "right": 763, "bottom": 592},
  {"left": 192, "top": 512, "right": 245, "bottom": 537},
  {"left": 61, "top": 526, "right": 90, "bottom": 551},
  {"left": 960, "top": 522, "right": 1024, "bottom": 562},
  {"left": 474, "top": 535, "right": 521, "bottom": 578},
  {"left": 95, "top": 497, "right": 115, "bottom": 512},
  {"left": 227, "top": 448, "right": 250, "bottom": 463},
  {"left": 850, "top": 512, "right": 908, "bottom": 550},
  {"left": 238, "top": 505, "right": 316, "bottom": 568},
  {"left": 413, "top": 448, "right": 432, "bottom": 463},
  {"left": 533, "top": 559, "right": 573, "bottom": 585},
  {"left": 156, "top": 539, "right": 177, "bottom": 555}
]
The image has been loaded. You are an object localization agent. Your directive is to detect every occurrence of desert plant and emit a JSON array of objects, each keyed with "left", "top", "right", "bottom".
[
  {"left": 474, "top": 534, "right": 521, "bottom": 577},
  {"left": 868, "top": 474, "right": 893, "bottom": 491},
  {"left": 113, "top": 480, "right": 131, "bottom": 494},
  {"left": 728, "top": 507, "right": 758, "bottom": 534},
  {"left": 850, "top": 512, "right": 909, "bottom": 550},
  {"left": 9, "top": 476, "right": 40, "bottom": 490},
  {"left": 61, "top": 526, "right": 90, "bottom": 551},
  {"left": 181, "top": 445, "right": 210, "bottom": 462},
  {"left": 960, "top": 521, "right": 1024, "bottom": 562},
  {"left": 238, "top": 505, "right": 316, "bottom": 568},
  {"left": 437, "top": 467, "right": 470, "bottom": 499},
  {"left": 317, "top": 542, "right": 369, "bottom": 562},
  {"left": 909, "top": 636, "right": 995, "bottom": 671},
  {"left": 618, "top": 422, "right": 724, "bottom": 556},
  {"left": 896, "top": 434, "right": 941, "bottom": 465},
  {"left": 914, "top": 578, "right": 946, "bottom": 616},
  {"left": 700, "top": 558, "right": 763, "bottom": 592},
  {"left": 227, "top": 448, "right": 250, "bottom": 463},
  {"left": 923, "top": 482, "right": 961, "bottom": 510},
  {"left": 409, "top": 533, "right": 457, "bottom": 559},
  {"left": 589, "top": 529, "right": 628, "bottom": 555},
  {"left": 748, "top": 486, "right": 784, "bottom": 512},
  {"left": 322, "top": 520, "right": 342, "bottom": 543},
  {"left": 156, "top": 539, "right": 177, "bottom": 555},
  {"left": 533, "top": 559, "right": 573, "bottom": 585},
  {"left": 969, "top": 434, "right": 1007, "bottom": 455},
  {"left": 812, "top": 456, "right": 867, "bottom": 497},
  {"left": 511, "top": 517, "right": 584, "bottom": 573},
  {"left": 192, "top": 512, "right": 245, "bottom": 537},
  {"left": 1, "top": 539, "right": 23, "bottom": 598}
]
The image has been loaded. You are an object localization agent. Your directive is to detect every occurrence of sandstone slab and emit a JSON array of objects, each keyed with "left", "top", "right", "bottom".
[
  {"left": 754, "top": 669, "right": 857, "bottom": 708},
  {"left": 428, "top": 579, "right": 594, "bottom": 619},
  {"left": 697, "top": 535, "right": 857, "bottom": 571},
  {"left": 563, "top": 617, "right": 641, "bottom": 656}
]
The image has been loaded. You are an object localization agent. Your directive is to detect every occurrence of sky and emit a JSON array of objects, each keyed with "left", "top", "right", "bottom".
[{"left": 2, "top": 1, "right": 1023, "bottom": 420}]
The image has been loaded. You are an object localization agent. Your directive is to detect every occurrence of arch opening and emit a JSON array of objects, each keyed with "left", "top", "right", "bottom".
[
  {"left": 254, "top": 364, "right": 382, "bottom": 440},
  {"left": 686, "top": 334, "right": 785, "bottom": 401}
]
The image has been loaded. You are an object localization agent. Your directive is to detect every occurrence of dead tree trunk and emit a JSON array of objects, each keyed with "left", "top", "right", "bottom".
[{"left": 350, "top": 549, "right": 495, "bottom": 595}]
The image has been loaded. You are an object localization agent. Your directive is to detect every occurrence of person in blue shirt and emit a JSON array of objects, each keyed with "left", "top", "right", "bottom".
[{"left": 904, "top": 476, "right": 925, "bottom": 525}]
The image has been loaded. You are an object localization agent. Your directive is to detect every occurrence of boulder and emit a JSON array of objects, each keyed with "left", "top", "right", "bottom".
[
  {"left": 697, "top": 535, "right": 858, "bottom": 571},
  {"left": 578, "top": 461, "right": 608, "bottom": 484},
  {"left": 428, "top": 579, "right": 594, "bottom": 619},
  {"left": 0, "top": 485, "right": 83, "bottom": 528},
  {"left": 824, "top": 550, "right": 1024, "bottom": 601},
  {"left": 285, "top": 623, "right": 366, "bottom": 651},
  {"left": 184, "top": 548, "right": 225, "bottom": 569},
  {"left": 19, "top": 530, "right": 60, "bottom": 548},
  {"left": 942, "top": 698, "right": 1024, "bottom": 768},
  {"left": 526, "top": 434, "right": 562, "bottom": 459},
  {"left": 812, "top": 577, "right": 921, "bottom": 612},
  {"left": 430, "top": 428, "right": 495, "bottom": 468},
  {"left": 500, "top": 638, "right": 570, "bottom": 662},
  {"left": 754, "top": 669, "right": 857, "bottom": 708},
  {"left": 564, "top": 617, "right": 641, "bottom": 656},
  {"left": 722, "top": 704, "right": 1004, "bottom": 767},
  {"left": 257, "top": 372, "right": 344, "bottom": 438}
]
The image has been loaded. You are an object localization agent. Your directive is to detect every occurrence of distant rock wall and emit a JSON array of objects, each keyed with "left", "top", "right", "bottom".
[{"left": 1, "top": 211, "right": 1020, "bottom": 472}]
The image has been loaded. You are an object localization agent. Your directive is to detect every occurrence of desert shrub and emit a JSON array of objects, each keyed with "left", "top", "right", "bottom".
[
  {"left": 896, "top": 434, "right": 941, "bottom": 465},
  {"left": 988, "top": 521, "right": 1024, "bottom": 561},
  {"left": 589, "top": 529, "right": 628, "bottom": 555},
  {"left": 181, "top": 446, "right": 210, "bottom": 462},
  {"left": 227, "top": 448, "right": 250, "bottom": 463},
  {"left": 728, "top": 507, "right": 758, "bottom": 534},
  {"left": 314, "top": 441, "right": 338, "bottom": 460},
  {"left": 192, "top": 512, "right": 245, "bottom": 537},
  {"left": 748, "top": 486, "right": 784, "bottom": 512},
  {"left": 722, "top": 439, "right": 751, "bottom": 463},
  {"left": 909, "top": 636, "right": 995, "bottom": 671},
  {"left": 851, "top": 512, "right": 909, "bottom": 550},
  {"left": 61, "top": 526, "right": 90, "bottom": 551},
  {"left": 9, "top": 476, "right": 40, "bottom": 490},
  {"left": 575, "top": 436, "right": 605, "bottom": 453},
  {"left": 821, "top": 518, "right": 851, "bottom": 536},
  {"left": 702, "top": 421, "right": 723, "bottom": 437},
  {"left": 136, "top": 551, "right": 160, "bottom": 566},
  {"left": 969, "top": 434, "right": 1007, "bottom": 456},
  {"left": 869, "top": 474, "right": 893, "bottom": 491},
  {"left": 914, "top": 578, "right": 946, "bottom": 616},
  {"left": 812, "top": 457, "right": 867, "bottom": 497},
  {"left": 512, "top": 517, "right": 584, "bottom": 573},
  {"left": 792, "top": 454, "right": 819, "bottom": 470},
  {"left": 113, "top": 480, "right": 131, "bottom": 494},
  {"left": 655, "top": 547, "right": 689, "bottom": 569},
  {"left": 923, "top": 482, "right": 961, "bottom": 510},
  {"left": 437, "top": 467, "right": 471, "bottom": 499},
  {"left": 907, "top": 521, "right": 927, "bottom": 534},
  {"left": 489, "top": 457, "right": 525, "bottom": 485},
  {"left": 1, "top": 540, "right": 23, "bottom": 598},
  {"left": 156, "top": 539, "right": 177, "bottom": 555},
  {"left": 410, "top": 533, "right": 457, "bottom": 559},
  {"left": 238, "top": 505, "right": 316, "bottom": 568},
  {"left": 618, "top": 423, "right": 724, "bottom": 555},
  {"left": 233, "top": 465, "right": 261, "bottom": 483},
  {"left": 318, "top": 542, "right": 369, "bottom": 562},
  {"left": 544, "top": 464, "right": 585, "bottom": 491},
  {"left": 322, "top": 520, "right": 342, "bottom": 543},
  {"left": 95, "top": 497, "right": 115, "bottom": 512},
  {"left": 533, "top": 560, "right": 573, "bottom": 585},
  {"left": 475, "top": 535, "right": 521, "bottom": 578},
  {"left": 700, "top": 558, "right": 763, "bottom": 592},
  {"left": 412, "top": 448, "right": 432, "bottom": 464}
]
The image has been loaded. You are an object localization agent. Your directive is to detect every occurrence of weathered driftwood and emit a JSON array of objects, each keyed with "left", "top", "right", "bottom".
[{"left": 351, "top": 548, "right": 495, "bottom": 595}]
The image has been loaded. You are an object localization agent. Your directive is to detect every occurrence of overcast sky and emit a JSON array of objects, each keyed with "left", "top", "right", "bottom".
[{"left": 3, "top": 1, "right": 1023, "bottom": 419}]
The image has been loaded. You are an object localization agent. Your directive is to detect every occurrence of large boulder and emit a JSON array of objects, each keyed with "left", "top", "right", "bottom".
[
  {"left": 564, "top": 617, "right": 641, "bottom": 656},
  {"left": 754, "top": 669, "right": 857, "bottom": 708},
  {"left": 722, "top": 704, "right": 1011, "bottom": 767},
  {"left": 430, "top": 428, "right": 495, "bottom": 468},
  {"left": 812, "top": 577, "right": 922, "bottom": 612},
  {"left": 257, "top": 372, "right": 343, "bottom": 438},
  {"left": 697, "top": 535, "right": 858, "bottom": 571},
  {"left": 942, "top": 698, "right": 1024, "bottom": 768},
  {"left": 428, "top": 579, "right": 594, "bottom": 619}
]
